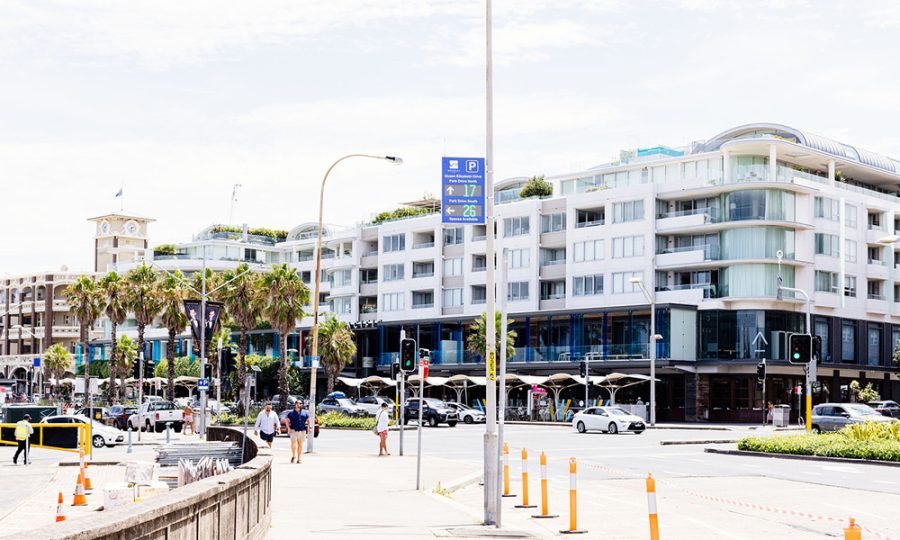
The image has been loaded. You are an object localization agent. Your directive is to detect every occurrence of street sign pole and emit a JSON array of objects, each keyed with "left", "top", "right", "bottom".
[
  {"left": 416, "top": 356, "right": 424, "bottom": 490},
  {"left": 137, "top": 351, "right": 144, "bottom": 442},
  {"left": 484, "top": 0, "right": 498, "bottom": 525},
  {"left": 496, "top": 247, "right": 508, "bottom": 525},
  {"left": 399, "top": 329, "right": 406, "bottom": 457}
]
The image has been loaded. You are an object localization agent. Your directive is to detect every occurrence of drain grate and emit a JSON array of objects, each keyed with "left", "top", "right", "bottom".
[{"left": 437, "top": 528, "right": 539, "bottom": 538}]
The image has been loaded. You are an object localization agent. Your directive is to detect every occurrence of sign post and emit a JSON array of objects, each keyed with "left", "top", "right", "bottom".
[{"left": 442, "top": 157, "right": 486, "bottom": 225}]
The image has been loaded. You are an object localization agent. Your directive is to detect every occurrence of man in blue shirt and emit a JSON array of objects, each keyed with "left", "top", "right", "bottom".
[{"left": 285, "top": 401, "right": 310, "bottom": 463}]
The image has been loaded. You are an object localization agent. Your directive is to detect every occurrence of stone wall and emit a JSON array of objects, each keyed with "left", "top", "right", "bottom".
[{"left": 21, "top": 427, "right": 272, "bottom": 540}]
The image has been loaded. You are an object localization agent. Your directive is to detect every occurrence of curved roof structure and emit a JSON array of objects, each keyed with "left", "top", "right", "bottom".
[
  {"left": 702, "top": 123, "right": 900, "bottom": 174},
  {"left": 287, "top": 222, "right": 332, "bottom": 241}
]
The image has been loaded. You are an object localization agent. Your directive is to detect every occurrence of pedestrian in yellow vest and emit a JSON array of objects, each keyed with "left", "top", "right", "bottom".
[{"left": 13, "top": 414, "right": 34, "bottom": 465}]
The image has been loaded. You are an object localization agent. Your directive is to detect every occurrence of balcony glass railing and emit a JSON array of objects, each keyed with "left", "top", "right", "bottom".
[
  {"left": 376, "top": 344, "right": 664, "bottom": 367},
  {"left": 413, "top": 242, "right": 435, "bottom": 249},
  {"left": 868, "top": 293, "right": 885, "bottom": 301},
  {"left": 656, "top": 283, "right": 719, "bottom": 299},
  {"left": 413, "top": 272, "right": 434, "bottom": 278},
  {"left": 412, "top": 302, "right": 434, "bottom": 309},
  {"left": 541, "top": 259, "right": 566, "bottom": 267},
  {"left": 575, "top": 219, "right": 604, "bottom": 229},
  {"left": 540, "top": 293, "right": 566, "bottom": 300},
  {"left": 658, "top": 207, "right": 722, "bottom": 223},
  {"left": 472, "top": 234, "right": 487, "bottom": 241},
  {"left": 657, "top": 244, "right": 720, "bottom": 260}
]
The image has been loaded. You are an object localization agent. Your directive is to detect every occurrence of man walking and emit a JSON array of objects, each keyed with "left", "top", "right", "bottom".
[
  {"left": 285, "top": 401, "right": 310, "bottom": 463},
  {"left": 253, "top": 402, "right": 279, "bottom": 448},
  {"left": 13, "top": 414, "right": 34, "bottom": 465}
]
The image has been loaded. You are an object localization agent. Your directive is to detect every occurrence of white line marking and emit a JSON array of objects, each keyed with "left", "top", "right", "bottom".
[{"left": 822, "top": 502, "right": 886, "bottom": 521}]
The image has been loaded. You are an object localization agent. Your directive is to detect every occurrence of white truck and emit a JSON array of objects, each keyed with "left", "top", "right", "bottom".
[{"left": 128, "top": 400, "right": 183, "bottom": 432}]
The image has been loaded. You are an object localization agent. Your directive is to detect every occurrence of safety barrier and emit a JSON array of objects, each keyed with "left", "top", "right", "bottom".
[
  {"left": 502, "top": 443, "right": 515, "bottom": 498},
  {"left": 532, "top": 451, "right": 557, "bottom": 519},
  {"left": 0, "top": 423, "right": 89, "bottom": 454},
  {"left": 515, "top": 448, "right": 535, "bottom": 509}
]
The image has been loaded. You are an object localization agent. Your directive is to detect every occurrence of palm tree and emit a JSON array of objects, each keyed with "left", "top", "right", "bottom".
[
  {"left": 466, "top": 312, "right": 517, "bottom": 361},
  {"left": 66, "top": 275, "right": 104, "bottom": 394},
  {"left": 125, "top": 263, "right": 162, "bottom": 381},
  {"left": 159, "top": 271, "right": 188, "bottom": 400},
  {"left": 100, "top": 272, "right": 128, "bottom": 401},
  {"left": 115, "top": 335, "right": 138, "bottom": 398},
  {"left": 219, "top": 263, "right": 263, "bottom": 405},
  {"left": 43, "top": 343, "right": 73, "bottom": 396},
  {"left": 318, "top": 313, "right": 357, "bottom": 393},
  {"left": 260, "top": 264, "right": 309, "bottom": 410}
]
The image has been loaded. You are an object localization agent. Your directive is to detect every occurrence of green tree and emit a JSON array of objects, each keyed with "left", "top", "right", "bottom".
[
  {"left": 100, "top": 272, "right": 128, "bottom": 401},
  {"left": 318, "top": 313, "right": 357, "bottom": 393},
  {"left": 43, "top": 343, "right": 73, "bottom": 396},
  {"left": 518, "top": 175, "right": 553, "bottom": 198},
  {"left": 260, "top": 264, "right": 309, "bottom": 410},
  {"left": 114, "top": 335, "right": 138, "bottom": 394},
  {"left": 125, "top": 263, "right": 162, "bottom": 379},
  {"left": 219, "top": 263, "right": 264, "bottom": 405},
  {"left": 66, "top": 275, "right": 105, "bottom": 393},
  {"left": 850, "top": 380, "right": 880, "bottom": 403},
  {"left": 159, "top": 271, "right": 188, "bottom": 400},
  {"left": 466, "top": 312, "right": 517, "bottom": 361}
]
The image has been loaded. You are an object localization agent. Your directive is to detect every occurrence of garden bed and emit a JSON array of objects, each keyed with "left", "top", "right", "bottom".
[{"left": 738, "top": 422, "right": 900, "bottom": 462}]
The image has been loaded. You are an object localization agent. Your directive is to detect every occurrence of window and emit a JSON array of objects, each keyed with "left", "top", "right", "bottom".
[
  {"left": 573, "top": 275, "right": 603, "bottom": 296},
  {"left": 412, "top": 291, "right": 434, "bottom": 308},
  {"left": 612, "top": 271, "right": 643, "bottom": 294},
  {"left": 471, "top": 285, "right": 486, "bottom": 304},
  {"left": 442, "top": 258, "right": 463, "bottom": 277},
  {"left": 329, "top": 269, "right": 352, "bottom": 288},
  {"left": 442, "top": 288, "right": 463, "bottom": 307},
  {"left": 845, "top": 204, "right": 858, "bottom": 228},
  {"left": 868, "top": 325, "right": 881, "bottom": 366},
  {"left": 541, "top": 213, "right": 566, "bottom": 233},
  {"left": 844, "top": 276, "right": 857, "bottom": 297},
  {"left": 360, "top": 269, "right": 377, "bottom": 284},
  {"left": 383, "top": 264, "right": 405, "bottom": 281},
  {"left": 413, "top": 261, "right": 434, "bottom": 278},
  {"left": 444, "top": 227, "right": 464, "bottom": 245},
  {"left": 814, "top": 196, "right": 840, "bottom": 221},
  {"left": 868, "top": 246, "right": 883, "bottom": 265},
  {"left": 382, "top": 293, "right": 404, "bottom": 311},
  {"left": 842, "top": 320, "right": 856, "bottom": 362},
  {"left": 612, "top": 200, "right": 644, "bottom": 223},
  {"left": 573, "top": 240, "right": 604, "bottom": 262},
  {"left": 331, "top": 297, "right": 351, "bottom": 315},
  {"left": 845, "top": 240, "right": 857, "bottom": 263},
  {"left": 540, "top": 280, "right": 566, "bottom": 300},
  {"left": 472, "top": 254, "right": 487, "bottom": 272},
  {"left": 540, "top": 248, "right": 566, "bottom": 266},
  {"left": 814, "top": 233, "right": 840, "bottom": 257},
  {"left": 575, "top": 208, "right": 605, "bottom": 228},
  {"left": 815, "top": 319, "right": 831, "bottom": 363},
  {"left": 867, "top": 280, "right": 884, "bottom": 300},
  {"left": 508, "top": 281, "right": 529, "bottom": 301},
  {"left": 815, "top": 271, "right": 838, "bottom": 293},
  {"left": 508, "top": 249, "right": 530, "bottom": 269},
  {"left": 612, "top": 235, "right": 645, "bottom": 258},
  {"left": 868, "top": 212, "right": 883, "bottom": 231},
  {"left": 383, "top": 234, "right": 405, "bottom": 252},
  {"left": 503, "top": 216, "right": 530, "bottom": 237}
]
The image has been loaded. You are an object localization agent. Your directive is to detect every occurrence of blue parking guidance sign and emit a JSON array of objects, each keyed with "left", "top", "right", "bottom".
[{"left": 442, "top": 157, "right": 485, "bottom": 224}]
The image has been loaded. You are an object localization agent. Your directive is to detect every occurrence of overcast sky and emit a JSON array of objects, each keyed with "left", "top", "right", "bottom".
[{"left": 2, "top": 0, "right": 899, "bottom": 275}]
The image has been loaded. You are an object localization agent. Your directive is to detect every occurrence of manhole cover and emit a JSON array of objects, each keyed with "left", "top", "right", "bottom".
[{"left": 439, "top": 528, "right": 538, "bottom": 538}]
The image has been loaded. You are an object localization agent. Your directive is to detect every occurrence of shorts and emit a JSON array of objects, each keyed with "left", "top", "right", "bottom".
[
  {"left": 290, "top": 430, "right": 307, "bottom": 444},
  {"left": 259, "top": 431, "right": 275, "bottom": 443},
  {"left": 378, "top": 430, "right": 388, "bottom": 442},
  {"left": 183, "top": 415, "right": 193, "bottom": 423}
]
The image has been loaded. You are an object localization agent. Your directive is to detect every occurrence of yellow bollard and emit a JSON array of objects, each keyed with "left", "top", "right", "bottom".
[
  {"left": 646, "top": 473, "right": 660, "bottom": 540},
  {"left": 532, "top": 451, "right": 558, "bottom": 519},
  {"left": 515, "top": 448, "right": 536, "bottom": 509},
  {"left": 559, "top": 458, "right": 587, "bottom": 534},
  {"left": 502, "top": 443, "right": 515, "bottom": 497},
  {"left": 844, "top": 517, "right": 861, "bottom": 540}
]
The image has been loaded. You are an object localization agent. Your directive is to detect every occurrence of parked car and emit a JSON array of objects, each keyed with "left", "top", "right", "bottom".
[
  {"left": 403, "top": 398, "right": 458, "bottom": 427},
  {"left": 868, "top": 400, "right": 900, "bottom": 419},
  {"left": 41, "top": 414, "right": 126, "bottom": 448},
  {"left": 272, "top": 395, "right": 304, "bottom": 409},
  {"left": 129, "top": 400, "right": 184, "bottom": 432},
  {"left": 75, "top": 407, "right": 115, "bottom": 426},
  {"left": 108, "top": 405, "right": 138, "bottom": 430},
  {"left": 356, "top": 396, "right": 395, "bottom": 416},
  {"left": 319, "top": 397, "right": 368, "bottom": 416},
  {"left": 188, "top": 399, "right": 231, "bottom": 416},
  {"left": 572, "top": 406, "right": 646, "bottom": 434},
  {"left": 446, "top": 402, "right": 485, "bottom": 424},
  {"left": 811, "top": 403, "right": 896, "bottom": 433},
  {"left": 277, "top": 409, "right": 321, "bottom": 438}
]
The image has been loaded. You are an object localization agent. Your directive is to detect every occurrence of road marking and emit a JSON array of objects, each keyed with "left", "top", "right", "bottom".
[
  {"left": 874, "top": 480, "right": 897, "bottom": 485},
  {"left": 822, "top": 502, "right": 886, "bottom": 521},
  {"left": 821, "top": 465, "right": 861, "bottom": 474}
]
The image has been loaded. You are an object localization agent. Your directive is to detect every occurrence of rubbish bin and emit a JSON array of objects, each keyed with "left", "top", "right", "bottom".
[{"left": 773, "top": 405, "right": 790, "bottom": 427}]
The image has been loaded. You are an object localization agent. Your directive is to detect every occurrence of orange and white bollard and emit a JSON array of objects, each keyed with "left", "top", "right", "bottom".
[
  {"left": 844, "top": 517, "right": 861, "bottom": 540},
  {"left": 79, "top": 448, "right": 85, "bottom": 468},
  {"left": 559, "top": 457, "right": 587, "bottom": 534},
  {"left": 55, "top": 492, "right": 66, "bottom": 522},
  {"left": 646, "top": 473, "right": 660, "bottom": 540},
  {"left": 83, "top": 462, "right": 93, "bottom": 492},
  {"left": 72, "top": 472, "right": 87, "bottom": 506},
  {"left": 515, "top": 448, "right": 536, "bottom": 509},
  {"left": 532, "top": 451, "right": 558, "bottom": 519},
  {"left": 502, "top": 443, "right": 515, "bottom": 497}
]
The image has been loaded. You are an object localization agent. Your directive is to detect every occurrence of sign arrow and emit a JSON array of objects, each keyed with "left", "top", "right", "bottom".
[
  {"left": 446, "top": 186, "right": 455, "bottom": 195},
  {"left": 446, "top": 207, "right": 456, "bottom": 214},
  {"left": 751, "top": 331, "right": 769, "bottom": 346}
]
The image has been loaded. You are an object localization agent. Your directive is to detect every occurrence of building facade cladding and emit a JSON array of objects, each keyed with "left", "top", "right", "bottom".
[{"left": 65, "top": 125, "right": 900, "bottom": 421}]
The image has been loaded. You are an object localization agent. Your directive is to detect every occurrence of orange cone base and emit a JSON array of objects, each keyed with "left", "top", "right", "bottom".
[
  {"left": 515, "top": 504, "right": 537, "bottom": 509},
  {"left": 71, "top": 500, "right": 87, "bottom": 507},
  {"left": 559, "top": 530, "right": 588, "bottom": 534},
  {"left": 502, "top": 493, "right": 517, "bottom": 498},
  {"left": 532, "top": 514, "right": 559, "bottom": 519}
]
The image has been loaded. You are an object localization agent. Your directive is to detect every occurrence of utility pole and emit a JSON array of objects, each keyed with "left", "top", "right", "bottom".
[
  {"left": 399, "top": 329, "right": 406, "bottom": 457},
  {"left": 199, "top": 254, "right": 208, "bottom": 438},
  {"left": 496, "top": 247, "right": 508, "bottom": 525}
]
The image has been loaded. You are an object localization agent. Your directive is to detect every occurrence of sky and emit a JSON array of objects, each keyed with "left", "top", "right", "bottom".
[{"left": 2, "top": 0, "right": 900, "bottom": 275}]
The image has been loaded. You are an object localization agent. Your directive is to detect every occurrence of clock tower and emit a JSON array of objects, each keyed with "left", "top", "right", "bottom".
[{"left": 87, "top": 212, "right": 155, "bottom": 272}]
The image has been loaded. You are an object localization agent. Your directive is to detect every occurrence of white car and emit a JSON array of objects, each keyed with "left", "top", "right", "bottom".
[
  {"left": 41, "top": 414, "right": 126, "bottom": 448},
  {"left": 446, "top": 402, "right": 486, "bottom": 424},
  {"left": 572, "top": 406, "right": 646, "bottom": 435}
]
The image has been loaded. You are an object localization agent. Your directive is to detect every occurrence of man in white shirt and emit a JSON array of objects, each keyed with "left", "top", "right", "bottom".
[{"left": 254, "top": 402, "right": 280, "bottom": 447}]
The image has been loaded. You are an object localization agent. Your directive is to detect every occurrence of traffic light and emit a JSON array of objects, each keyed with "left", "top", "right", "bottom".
[
  {"left": 391, "top": 362, "right": 401, "bottom": 381},
  {"left": 222, "top": 348, "right": 237, "bottom": 374},
  {"left": 400, "top": 338, "right": 417, "bottom": 373},
  {"left": 579, "top": 360, "right": 587, "bottom": 378},
  {"left": 788, "top": 334, "right": 812, "bottom": 364},
  {"left": 756, "top": 360, "right": 766, "bottom": 382},
  {"left": 202, "top": 362, "right": 213, "bottom": 379},
  {"left": 419, "top": 348, "right": 431, "bottom": 361}
]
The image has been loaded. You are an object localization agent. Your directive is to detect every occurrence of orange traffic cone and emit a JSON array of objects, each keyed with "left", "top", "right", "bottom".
[
  {"left": 72, "top": 472, "right": 87, "bottom": 506},
  {"left": 55, "top": 492, "right": 66, "bottom": 522},
  {"left": 83, "top": 463, "right": 93, "bottom": 491},
  {"left": 79, "top": 448, "right": 85, "bottom": 468}
]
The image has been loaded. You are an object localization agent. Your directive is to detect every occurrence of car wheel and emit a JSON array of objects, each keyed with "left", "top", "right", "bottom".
[
  {"left": 428, "top": 416, "right": 438, "bottom": 428},
  {"left": 608, "top": 422, "right": 618, "bottom": 434},
  {"left": 174, "top": 422, "right": 184, "bottom": 432},
  {"left": 448, "top": 421, "right": 457, "bottom": 427},
  {"left": 812, "top": 425, "right": 822, "bottom": 434},
  {"left": 634, "top": 430, "right": 645, "bottom": 435},
  {"left": 576, "top": 421, "right": 587, "bottom": 433},
  {"left": 146, "top": 421, "right": 153, "bottom": 433},
  {"left": 92, "top": 435, "right": 105, "bottom": 448},
  {"left": 464, "top": 415, "right": 474, "bottom": 424}
]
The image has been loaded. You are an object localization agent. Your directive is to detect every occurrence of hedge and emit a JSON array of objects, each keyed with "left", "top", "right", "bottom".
[
  {"left": 738, "top": 431, "right": 900, "bottom": 462},
  {"left": 317, "top": 411, "right": 395, "bottom": 430}
]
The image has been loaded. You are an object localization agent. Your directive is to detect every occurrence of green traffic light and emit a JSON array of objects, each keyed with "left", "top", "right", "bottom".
[{"left": 793, "top": 352, "right": 800, "bottom": 359}]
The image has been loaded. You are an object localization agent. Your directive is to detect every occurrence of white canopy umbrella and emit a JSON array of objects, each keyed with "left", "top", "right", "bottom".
[{"left": 592, "top": 373, "right": 659, "bottom": 405}]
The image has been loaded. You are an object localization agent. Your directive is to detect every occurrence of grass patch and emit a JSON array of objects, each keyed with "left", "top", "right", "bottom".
[
  {"left": 317, "top": 411, "right": 394, "bottom": 430},
  {"left": 738, "top": 421, "right": 900, "bottom": 462}
]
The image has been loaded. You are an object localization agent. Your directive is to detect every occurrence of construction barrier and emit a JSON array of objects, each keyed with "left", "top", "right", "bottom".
[
  {"left": 502, "top": 443, "right": 515, "bottom": 497},
  {"left": 72, "top": 471, "right": 87, "bottom": 506},
  {"left": 55, "top": 492, "right": 66, "bottom": 522},
  {"left": 532, "top": 451, "right": 557, "bottom": 519},
  {"left": 559, "top": 458, "right": 586, "bottom": 534},
  {"left": 0, "top": 423, "right": 89, "bottom": 454},
  {"left": 515, "top": 448, "right": 536, "bottom": 509}
]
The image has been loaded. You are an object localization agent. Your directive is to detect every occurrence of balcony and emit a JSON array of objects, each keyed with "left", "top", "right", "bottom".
[
  {"left": 413, "top": 242, "right": 435, "bottom": 249},
  {"left": 412, "top": 302, "right": 434, "bottom": 309},
  {"left": 412, "top": 271, "right": 434, "bottom": 279},
  {"left": 867, "top": 297, "right": 888, "bottom": 314},
  {"left": 814, "top": 290, "right": 840, "bottom": 308},
  {"left": 657, "top": 244, "right": 718, "bottom": 267}
]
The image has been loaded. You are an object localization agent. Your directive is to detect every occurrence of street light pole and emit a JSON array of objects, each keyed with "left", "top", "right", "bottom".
[
  {"left": 630, "top": 278, "right": 657, "bottom": 426},
  {"left": 307, "top": 153, "right": 402, "bottom": 453},
  {"left": 777, "top": 250, "right": 814, "bottom": 431}
]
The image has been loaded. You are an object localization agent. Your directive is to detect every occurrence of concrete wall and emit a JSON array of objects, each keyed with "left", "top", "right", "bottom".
[{"left": 22, "top": 427, "right": 271, "bottom": 540}]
